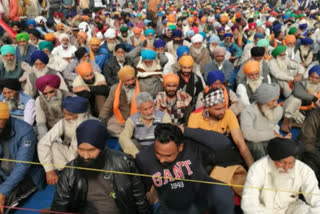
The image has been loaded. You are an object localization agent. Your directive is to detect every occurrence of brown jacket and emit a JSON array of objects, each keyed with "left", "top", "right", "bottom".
[{"left": 99, "top": 84, "right": 131, "bottom": 124}]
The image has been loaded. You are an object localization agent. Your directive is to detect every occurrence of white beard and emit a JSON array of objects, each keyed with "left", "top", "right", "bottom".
[
  {"left": 306, "top": 81, "right": 320, "bottom": 95},
  {"left": 287, "top": 47, "right": 295, "bottom": 59},
  {"left": 107, "top": 42, "right": 116, "bottom": 52},
  {"left": 261, "top": 104, "right": 277, "bottom": 121},
  {"left": 192, "top": 46, "right": 202, "bottom": 55},
  {"left": 46, "top": 93, "right": 63, "bottom": 116},
  {"left": 19, "top": 45, "right": 28, "bottom": 56},
  {"left": 146, "top": 39, "right": 154, "bottom": 48},
  {"left": 248, "top": 77, "right": 262, "bottom": 93},
  {"left": 276, "top": 58, "right": 288, "bottom": 73},
  {"left": 116, "top": 55, "right": 126, "bottom": 63},
  {"left": 4, "top": 98, "right": 18, "bottom": 110},
  {"left": 64, "top": 113, "right": 88, "bottom": 139},
  {"left": 123, "top": 85, "right": 135, "bottom": 104},
  {"left": 133, "top": 37, "right": 141, "bottom": 45},
  {"left": 300, "top": 46, "right": 310, "bottom": 58},
  {"left": 33, "top": 66, "right": 49, "bottom": 78},
  {"left": 3, "top": 58, "right": 17, "bottom": 72}
]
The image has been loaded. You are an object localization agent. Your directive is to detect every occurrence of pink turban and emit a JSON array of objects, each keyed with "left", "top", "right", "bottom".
[{"left": 35, "top": 74, "right": 61, "bottom": 92}]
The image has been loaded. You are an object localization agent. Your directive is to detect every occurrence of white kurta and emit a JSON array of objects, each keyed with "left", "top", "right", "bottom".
[{"left": 241, "top": 156, "right": 320, "bottom": 214}]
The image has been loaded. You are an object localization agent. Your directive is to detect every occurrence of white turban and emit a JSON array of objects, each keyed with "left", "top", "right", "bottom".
[
  {"left": 104, "top": 28, "right": 116, "bottom": 39},
  {"left": 79, "top": 22, "right": 89, "bottom": 32},
  {"left": 191, "top": 34, "right": 203, "bottom": 44},
  {"left": 58, "top": 33, "right": 69, "bottom": 42},
  {"left": 35, "top": 16, "right": 47, "bottom": 24}
]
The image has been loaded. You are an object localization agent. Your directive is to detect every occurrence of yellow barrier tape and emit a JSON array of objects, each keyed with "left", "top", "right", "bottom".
[{"left": 1, "top": 158, "right": 319, "bottom": 196}]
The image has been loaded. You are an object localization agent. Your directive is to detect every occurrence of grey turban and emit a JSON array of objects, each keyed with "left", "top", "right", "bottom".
[{"left": 254, "top": 83, "right": 280, "bottom": 104}]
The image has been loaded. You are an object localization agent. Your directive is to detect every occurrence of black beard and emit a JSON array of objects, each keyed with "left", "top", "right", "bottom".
[
  {"left": 125, "top": 83, "right": 135, "bottom": 89},
  {"left": 181, "top": 72, "right": 191, "bottom": 77},
  {"left": 76, "top": 151, "right": 105, "bottom": 170},
  {"left": 173, "top": 40, "right": 182, "bottom": 45},
  {"left": 84, "top": 77, "right": 95, "bottom": 85},
  {"left": 166, "top": 90, "right": 177, "bottom": 97}
]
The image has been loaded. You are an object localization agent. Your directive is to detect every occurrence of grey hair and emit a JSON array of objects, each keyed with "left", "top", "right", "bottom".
[{"left": 136, "top": 92, "right": 154, "bottom": 107}]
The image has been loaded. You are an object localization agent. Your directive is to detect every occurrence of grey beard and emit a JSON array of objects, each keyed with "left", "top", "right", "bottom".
[
  {"left": 116, "top": 55, "right": 126, "bottom": 63},
  {"left": 287, "top": 47, "right": 295, "bottom": 58},
  {"left": 3, "top": 58, "right": 16, "bottom": 72},
  {"left": 62, "top": 44, "right": 69, "bottom": 49},
  {"left": 107, "top": 42, "right": 116, "bottom": 52},
  {"left": 19, "top": 45, "right": 28, "bottom": 56},
  {"left": 64, "top": 113, "right": 88, "bottom": 139},
  {"left": 248, "top": 78, "right": 262, "bottom": 93},
  {"left": 261, "top": 104, "right": 276, "bottom": 121},
  {"left": 192, "top": 46, "right": 202, "bottom": 55},
  {"left": 4, "top": 98, "right": 18, "bottom": 110},
  {"left": 123, "top": 85, "right": 135, "bottom": 104},
  {"left": 300, "top": 46, "right": 310, "bottom": 58},
  {"left": 306, "top": 81, "right": 320, "bottom": 95},
  {"left": 33, "top": 66, "right": 49, "bottom": 77},
  {"left": 146, "top": 39, "right": 154, "bottom": 48}
]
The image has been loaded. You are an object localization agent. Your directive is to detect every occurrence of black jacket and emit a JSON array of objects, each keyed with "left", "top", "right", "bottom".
[{"left": 51, "top": 149, "right": 151, "bottom": 214}]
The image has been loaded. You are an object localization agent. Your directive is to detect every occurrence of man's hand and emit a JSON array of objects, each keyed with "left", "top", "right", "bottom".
[
  {"left": 72, "top": 86, "right": 89, "bottom": 93},
  {"left": 284, "top": 133, "right": 292, "bottom": 139},
  {"left": 46, "top": 170, "right": 59, "bottom": 185},
  {"left": 0, "top": 194, "right": 6, "bottom": 214},
  {"left": 293, "top": 74, "right": 302, "bottom": 83}
]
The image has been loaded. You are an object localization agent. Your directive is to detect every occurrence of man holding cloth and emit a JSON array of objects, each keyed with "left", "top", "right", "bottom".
[{"left": 242, "top": 138, "right": 320, "bottom": 214}]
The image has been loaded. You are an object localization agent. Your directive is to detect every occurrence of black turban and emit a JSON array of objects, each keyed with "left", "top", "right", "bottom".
[
  {"left": 0, "top": 79, "right": 21, "bottom": 91},
  {"left": 75, "top": 47, "right": 88, "bottom": 61},
  {"left": 251, "top": 46, "right": 265, "bottom": 57},
  {"left": 267, "top": 138, "right": 300, "bottom": 161}
]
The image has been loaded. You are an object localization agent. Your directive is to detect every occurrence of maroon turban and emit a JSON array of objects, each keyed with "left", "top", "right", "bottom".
[{"left": 35, "top": 74, "right": 61, "bottom": 92}]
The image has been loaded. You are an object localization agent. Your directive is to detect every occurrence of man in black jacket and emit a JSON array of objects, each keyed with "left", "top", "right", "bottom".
[
  {"left": 136, "top": 123, "right": 235, "bottom": 214},
  {"left": 51, "top": 120, "right": 150, "bottom": 214}
]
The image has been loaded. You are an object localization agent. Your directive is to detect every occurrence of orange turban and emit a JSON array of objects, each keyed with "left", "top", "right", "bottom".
[
  {"left": 81, "top": 15, "right": 90, "bottom": 21},
  {"left": 284, "top": 35, "right": 296, "bottom": 45},
  {"left": 163, "top": 73, "right": 179, "bottom": 86},
  {"left": 118, "top": 66, "right": 136, "bottom": 81},
  {"left": 133, "top": 27, "right": 142, "bottom": 34},
  {"left": 0, "top": 102, "right": 9, "bottom": 119},
  {"left": 220, "top": 16, "right": 229, "bottom": 23},
  {"left": 200, "top": 17, "right": 207, "bottom": 23},
  {"left": 179, "top": 55, "right": 194, "bottom": 67},
  {"left": 76, "top": 62, "right": 93, "bottom": 76},
  {"left": 77, "top": 31, "right": 88, "bottom": 40},
  {"left": 56, "top": 23, "right": 64, "bottom": 30},
  {"left": 167, "top": 14, "right": 176, "bottom": 23},
  {"left": 44, "top": 33, "right": 55, "bottom": 42},
  {"left": 89, "top": 37, "right": 101, "bottom": 45},
  {"left": 235, "top": 12, "right": 241, "bottom": 18},
  {"left": 187, "top": 17, "right": 194, "bottom": 24},
  {"left": 243, "top": 60, "right": 260, "bottom": 75}
]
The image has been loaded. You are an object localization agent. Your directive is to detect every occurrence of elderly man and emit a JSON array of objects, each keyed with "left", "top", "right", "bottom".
[
  {"left": 296, "top": 38, "right": 314, "bottom": 68},
  {"left": 119, "top": 92, "right": 171, "bottom": 157},
  {"left": 285, "top": 35, "right": 299, "bottom": 61},
  {"left": 99, "top": 66, "right": 140, "bottom": 137},
  {"left": 102, "top": 28, "right": 121, "bottom": 57},
  {"left": 219, "top": 33, "right": 242, "bottom": 64},
  {"left": 0, "top": 79, "right": 35, "bottom": 125},
  {"left": 39, "top": 41, "right": 69, "bottom": 73},
  {"left": 73, "top": 62, "right": 108, "bottom": 115},
  {"left": 88, "top": 37, "right": 109, "bottom": 70},
  {"left": 51, "top": 120, "right": 150, "bottom": 213},
  {"left": 0, "top": 45, "right": 24, "bottom": 79},
  {"left": 236, "top": 60, "right": 269, "bottom": 106},
  {"left": 196, "top": 70, "right": 243, "bottom": 115},
  {"left": 153, "top": 39, "right": 175, "bottom": 74},
  {"left": 27, "top": 29, "right": 42, "bottom": 47},
  {"left": 103, "top": 44, "right": 129, "bottom": 86},
  {"left": 203, "top": 46, "right": 234, "bottom": 84},
  {"left": 38, "top": 96, "right": 91, "bottom": 185},
  {"left": 177, "top": 55, "right": 204, "bottom": 108},
  {"left": 15, "top": 32, "right": 37, "bottom": 65},
  {"left": 155, "top": 73, "right": 192, "bottom": 125},
  {"left": 240, "top": 83, "right": 288, "bottom": 160},
  {"left": 188, "top": 88, "right": 254, "bottom": 167},
  {"left": 281, "top": 65, "right": 320, "bottom": 133},
  {"left": 142, "top": 28, "right": 155, "bottom": 49},
  {"left": 0, "top": 102, "right": 44, "bottom": 213},
  {"left": 237, "top": 46, "right": 272, "bottom": 85},
  {"left": 24, "top": 50, "right": 68, "bottom": 98},
  {"left": 51, "top": 33, "right": 77, "bottom": 62},
  {"left": 190, "top": 34, "right": 211, "bottom": 73},
  {"left": 129, "top": 27, "right": 145, "bottom": 47},
  {"left": 135, "top": 49, "right": 163, "bottom": 98},
  {"left": 242, "top": 138, "right": 320, "bottom": 214},
  {"left": 269, "top": 45, "right": 305, "bottom": 98},
  {"left": 35, "top": 74, "right": 74, "bottom": 140}
]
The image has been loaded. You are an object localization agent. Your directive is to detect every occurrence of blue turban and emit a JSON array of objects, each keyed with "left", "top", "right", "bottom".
[
  {"left": 223, "top": 33, "right": 233, "bottom": 38},
  {"left": 176, "top": 46, "right": 189, "bottom": 60},
  {"left": 309, "top": 65, "right": 320, "bottom": 77},
  {"left": 144, "top": 28, "right": 155, "bottom": 36},
  {"left": 254, "top": 33, "right": 265, "bottom": 40},
  {"left": 154, "top": 39, "right": 166, "bottom": 48},
  {"left": 62, "top": 96, "right": 89, "bottom": 114},
  {"left": 283, "top": 14, "right": 290, "bottom": 19},
  {"left": 272, "top": 24, "right": 281, "bottom": 32},
  {"left": 141, "top": 49, "right": 156, "bottom": 60},
  {"left": 26, "top": 19, "right": 36, "bottom": 27},
  {"left": 199, "top": 32, "right": 206, "bottom": 40},
  {"left": 299, "top": 23, "right": 308, "bottom": 30},
  {"left": 31, "top": 50, "right": 49, "bottom": 65},
  {"left": 206, "top": 70, "right": 225, "bottom": 86},
  {"left": 144, "top": 19, "right": 152, "bottom": 26},
  {"left": 185, "top": 30, "right": 195, "bottom": 38},
  {"left": 76, "top": 120, "right": 108, "bottom": 150},
  {"left": 209, "top": 35, "right": 221, "bottom": 44},
  {"left": 157, "top": 12, "right": 163, "bottom": 17},
  {"left": 127, "top": 22, "right": 134, "bottom": 27},
  {"left": 172, "top": 30, "right": 182, "bottom": 38},
  {"left": 301, "top": 38, "right": 313, "bottom": 45}
]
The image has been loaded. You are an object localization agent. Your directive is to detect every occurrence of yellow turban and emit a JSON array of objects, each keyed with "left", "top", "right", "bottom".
[
  {"left": 0, "top": 102, "right": 9, "bottom": 119},
  {"left": 179, "top": 55, "right": 194, "bottom": 67},
  {"left": 76, "top": 62, "right": 93, "bottom": 76},
  {"left": 118, "top": 66, "right": 136, "bottom": 81},
  {"left": 89, "top": 37, "right": 101, "bottom": 45},
  {"left": 243, "top": 60, "right": 260, "bottom": 75},
  {"left": 163, "top": 73, "right": 179, "bottom": 86}
]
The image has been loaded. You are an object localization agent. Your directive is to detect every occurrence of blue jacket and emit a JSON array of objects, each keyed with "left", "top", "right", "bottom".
[
  {"left": 16, "top": 45, "right": 37, "bottom": 65},
  {"left": 219, "top": 42, "right": 243, "bottom": 58},
  {"left": 86, "top": 47, "right": 109, "bottom": 71},
  {"left": 0, "top": 92, "right": 32, "bottom": 117},
  {"left": 0, "top": 117, "right": 44, "bottom": 196}
]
